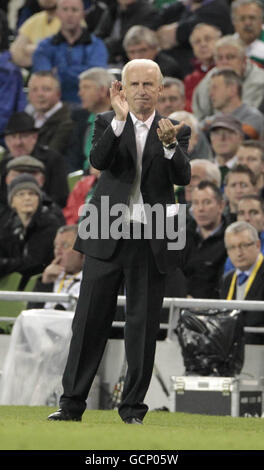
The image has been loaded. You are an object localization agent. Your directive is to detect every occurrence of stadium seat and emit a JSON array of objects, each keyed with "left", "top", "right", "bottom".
[{"left": 68, "top": 170, "right": 84, "bottom": 191}]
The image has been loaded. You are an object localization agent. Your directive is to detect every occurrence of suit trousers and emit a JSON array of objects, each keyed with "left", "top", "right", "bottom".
[{"left": 60, "top": 233, "right": 166, "bottom": 421}]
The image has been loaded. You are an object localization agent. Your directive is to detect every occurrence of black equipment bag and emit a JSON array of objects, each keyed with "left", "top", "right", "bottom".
[{"left": 175, "top": 309, "right": 245, "bottom": 376}]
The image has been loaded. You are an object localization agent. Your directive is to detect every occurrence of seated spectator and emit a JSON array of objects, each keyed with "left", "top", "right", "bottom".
[
  {"left": 26, "top": 71, "right": 73, "bottom": 155},
  {"left": 122, "top": 25, "right": 182, "bottom": 79},
  {"left": 178, "top": 158, "right": 221, "bottom": 204},
  {"left": 221, "top": 220, "right": 264, "bottom": 344},
  {"left": 10, "top": 0, "right": 60, "bottom": 68},
  {"left": 0, "top": 155, "right": 65, "bottom": 227},
  {"left": 94, "top": 0, "right": 161, "bottom": 65},
  {"left": 157, "top": 0, "right": 234, "bottom": 76},
  {"left": 182, "top": 181, "right": 227, "bottom": 299},
  {"left": 207, "top": 69, "right": 264, "bottom": 139},
  {"left": 184, "top": 23, "right": 222, "bottom": 111},
  {"left": 224, "top": 164, "right": 257, "bottom": 224},
  {"left": 231, "top": 0, "right": 264, "bottom": 67},
  {"left": 236, "top": 140, "right": 264, "bottom": 192},
  {"left": 0, "top": 173, "right": 62, "bottom": 284},
  {"left": 27, "top": 224, "right": 84, "bottom": 310},
  {"left": 208, "top": 115, "right": 244, "bottom": 186},
  {"left": 1, "top": 112, "right": 69, "bottom": 207},
  {"left": 65, "top": 67, "right": 114, "bottom": 172},
  {"left": 32, "top": 0, "right": 108, "bottom": 105},
  {"left": 192, "top": 35, "right": 264, "bottom": 120},
  {"left": 0, "top": 31, "right": 27, "bottom": 145},
  {"left": 169, "top": 110, "right": 213, "bottom": 161},
  {"left": 224, "top": 194, "right": 264, "bottom": 273},
  {"left": 156, "top": 77, "right": 186, "bottom": 116},
  {"left": 63, "top": 166, "right": 100, "bottom": 224}
]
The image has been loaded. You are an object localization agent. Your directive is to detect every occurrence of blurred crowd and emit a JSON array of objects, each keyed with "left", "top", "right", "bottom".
[{"left": 1, "top": 0, "right": 264, "bottom": 344}]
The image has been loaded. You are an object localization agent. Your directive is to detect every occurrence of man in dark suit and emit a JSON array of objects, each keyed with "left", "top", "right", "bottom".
[
  {"left": 221, "top": 220, "right": 264, "bottom": 344},
  {"left": 48, "top": 58, "right": 191, "bottom": 424}
]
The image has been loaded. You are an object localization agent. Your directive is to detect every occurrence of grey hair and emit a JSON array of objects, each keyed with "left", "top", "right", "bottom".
[
  {"left": 163, "top": 76, "right": 185, "bottom": 97},
  {"left": 224, "top": 220, "right": 259, "bottom": 242},
  {"left": 79, "top": 67, "right": 115, "bottom": 88},
  {"left": 121, "top": 59, "right": 163, "bottom": 85},
  {"left": 190, "top": 159, "right": 222, "bottom": 188},
  {"left": 189, "top": 22, "right": 222, "bottom": 44},
  {"left": 123, "top": 25, "right": 160, "bottom": 50},
  {"left": 57, "top": 224, "right": 78, "bottom": 235},
  {"left": 231, "top": 0, "right": 264, "bottom": 21},
  {"left": 214, "top": 35, "right": 246, "bottom": 59}
]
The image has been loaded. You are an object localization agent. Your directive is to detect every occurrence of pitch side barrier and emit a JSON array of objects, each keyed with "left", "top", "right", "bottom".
[{"left": 0, "top": 293, "right": 263, "bottom": 337}]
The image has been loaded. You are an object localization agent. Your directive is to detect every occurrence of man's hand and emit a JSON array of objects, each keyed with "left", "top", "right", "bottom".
[
  {"left": 157, "top": 119, "right": 186, "bottom": 146},
  {"left": 42, "top": 256, "right": 64, "bottom": 284},
  {"left": 110, "top": 80, "right": 129, "bottom": 121}
]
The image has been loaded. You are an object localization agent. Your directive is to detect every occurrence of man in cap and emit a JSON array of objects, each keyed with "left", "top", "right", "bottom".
[
  {"left": 1, "top": 112, "right": 69, "bottom": 208},
  {"left": 209, "top": 114, "right": 244, "bottom": 186}
]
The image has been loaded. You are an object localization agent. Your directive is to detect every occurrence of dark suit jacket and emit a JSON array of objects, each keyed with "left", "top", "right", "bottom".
[
  {"left": 74, "top": 110, "right": 191, "bottom": 274},
  {"left": 220, "top": 260, "right": 264, "bottom": 344}
]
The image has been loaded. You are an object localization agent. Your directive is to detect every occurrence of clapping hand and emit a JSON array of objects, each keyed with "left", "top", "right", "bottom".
[
  {"left": 157, "top": 119, "right": 185, "bottom": 146},
  {"left": 110, "top": 80, "right": 129, "bottom": 121}
]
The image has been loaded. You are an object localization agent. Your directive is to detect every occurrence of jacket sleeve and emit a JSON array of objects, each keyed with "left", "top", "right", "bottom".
[
  {"left": 90, "top": 113, "right": 121, "bottom": 170},
  {"left": 167, "top": 123, "right": 191, "bottom": 186}
]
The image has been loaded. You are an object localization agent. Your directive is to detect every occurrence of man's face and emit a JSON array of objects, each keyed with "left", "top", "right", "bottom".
[
  {"left": 78, "top": 79, "right": 105, "bottom": 111},
  {"left": 125, "top": 41, "right": 157, "bottom": 61},
  {"left": 215, "top": 45, "right": 246, "bottom": 76},
  {"left": 191, "top": 186, "right": 223, "bottom": 230},
  {"left": 225, "top": 229, "right": 260, "bottom": 271},
  {"left": 28, "top": 75, "right": 61, "bottom": 113},
  {"left": 5, "top": 132, "right": 38, "bottom": 157},
  {"left": 209, "top": 75, "right": 233, "bottom": 110},
  {"left": 233, "top": 3, "right": 263, "bottom": 45},
  {"left": 54, "top": 230, "right": 83, "bottom": 273},
  {"left": 118, "top": 0, "right": 135, "bottom": 8},
  {"left": 123, "top": 63, "right": 163, "bottom": 117},
  {"left": 184, "top": 164, "right": 207, "bottom": 203},
  {"left": 237, "top": 198, "right": 264, "bottom": 233},
  {"left": 210, "top": 127, "right": 242, "bottom": 159},
  {"left": 56, "top": 0, "right": 84, "bottom": 32},
  {"left": 225, "top": 172, "right": 256, "bottom": 210},
  {"left": 156, "top": 84, "right": 185, "bottom": 117},
  {"left": 236, "top": 145, "right": 264, "bottom": 176},
  {"left": 190, "top": 25, "right": 220, "bottom": 63}
]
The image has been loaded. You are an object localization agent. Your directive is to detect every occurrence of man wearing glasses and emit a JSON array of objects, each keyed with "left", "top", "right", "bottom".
[{"left": 221, "top": 220, "right": 264, "bottom": 344}]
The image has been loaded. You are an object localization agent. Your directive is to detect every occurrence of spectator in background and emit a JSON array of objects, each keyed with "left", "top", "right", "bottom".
[
  {"left": 223, "top": 164, "right": 257, "bottom": 224},
  {"left": 184, "top": 23, "right": 222, "bottom": 111},
  {"left": 236, "top": 140, "right": 264, "bottom": 192},
  {"left": 169, "top": 110, "right": 213, "bottom": 161},
  {"left": 156, "top": 77, "right": 186, "bottom": 116},
  {"left": 182, "top": 180, "right": 227, "bottom": 299},
  {"left": 0, "top": 155, "right": 65, "bottom": 227},
  {"left": 224, "top": 194, "right": 264, "bottom": 273},
  {"left": 26, "top": 71, "right": 73, "bottom": 155},
  {"left": 32, "top": 0, "right": 108, "bottom": 105},
  {"left": 207, "top": 69, "right": 264, "bottom": 139},
  {"left": 221, "top": 221, "right": 264, "bottom": 344},
  {"left": 181, "top": 158, "right": 221, "bottom": 205},
  {"left": 231, "top": 0, "right": 264, "bottom": 68},
  {"left": 1, "top": 112, "right": 69, "bottom": 208},
  {"left": 122, "top": 25, "right": 183, "bottom": 79},
  {"left": 0, "top": 173, "right": 62, "bottom": 285},
  {"left": 0, "top": 25, "right": 27, "bottom": 146},
  {"left": 193, "top": 35, "right": 264, "bottom": 120},
  {"left": 157, "top": 0, "right": 234, "bottom": 76},
  {"left": 208, "top": 115, "right": 244, "bottom": 186},
  {"left": 94, "top": 0, "right": 161, "bottom": 65},
  {"left": 65, "top": 67, "right": 114, "bottom": 172},
  {"left": 27, "top": 224, "right": 84, "bottom": 310},
  {"left": 10, "top": 0, "right": 60, "bottom": 68}
]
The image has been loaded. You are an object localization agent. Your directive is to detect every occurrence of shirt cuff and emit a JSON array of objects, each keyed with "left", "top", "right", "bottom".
[
  {"left": 111, "top": 117, "right": 126, "bottom": 137},
  {"left": 163, "top": 147, "right": 175, "bottom": 160}
]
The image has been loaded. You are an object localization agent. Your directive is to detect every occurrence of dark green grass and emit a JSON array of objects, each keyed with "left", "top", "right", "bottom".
[{"left": 0, "top": 407, "right": 263, "bottom": 450}]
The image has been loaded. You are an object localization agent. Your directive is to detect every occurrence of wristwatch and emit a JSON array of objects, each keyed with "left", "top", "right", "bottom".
[{"left": 163, "top": 140, "right": 178, "bottom": 150}]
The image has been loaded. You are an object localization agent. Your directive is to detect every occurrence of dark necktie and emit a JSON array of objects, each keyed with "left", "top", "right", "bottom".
[{"left": 237, "top": 272, "right": 249, "bottom": 286}]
